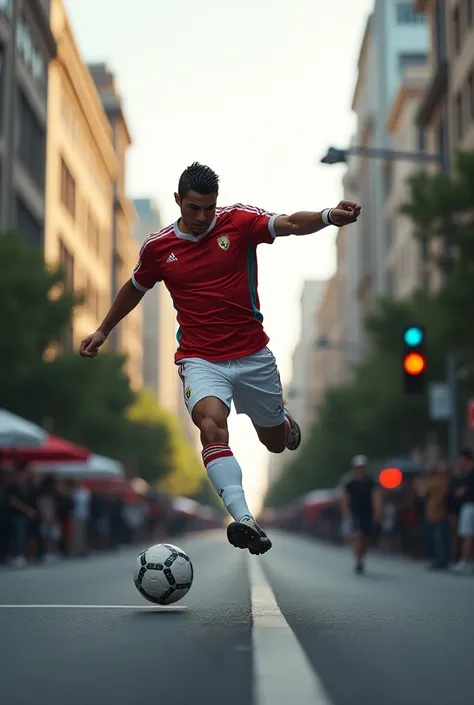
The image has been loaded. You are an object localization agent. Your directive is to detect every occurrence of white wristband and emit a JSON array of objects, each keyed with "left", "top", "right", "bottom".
[{"left": 321, "top": 208, "right": 333, "bottom": 226}]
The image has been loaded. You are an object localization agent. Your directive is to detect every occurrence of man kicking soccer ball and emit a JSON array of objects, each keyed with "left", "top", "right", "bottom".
[{"left": 79, "top": 162, "right": 361, "bottom": 555}]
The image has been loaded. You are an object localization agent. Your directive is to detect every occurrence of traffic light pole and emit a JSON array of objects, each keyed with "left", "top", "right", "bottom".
[{"left": 438, "top": 136, "right": 460, "bottom": 467}]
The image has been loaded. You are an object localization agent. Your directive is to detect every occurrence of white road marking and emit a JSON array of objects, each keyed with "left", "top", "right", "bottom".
[
  {"left": 248, "top": 555, "right": 334, "bottom": 705},
  {"left": 0, "top": 604, "right": 188, "bottom": 610}
]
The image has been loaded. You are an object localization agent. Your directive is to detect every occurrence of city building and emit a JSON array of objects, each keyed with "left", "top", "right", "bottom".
[
  {"left": 0, "top": 0, "right": 56, "bottom": 243},
  {"left": 88, "top": 62, "right": 143, "bottom": 389},
  {"left": 415, "top": 0, "right": 474, "bottom": 159},
  {"left": 386, "top": 63, "right": 431, "bottom": 298},
  {"left": 351, "top": 1, "right": 428, "bottom": 320},
  {"left": 44, "top": 0, "right": 142, "bottom": 389},
  {"left": 310, "top": 266, "right": 350, "bottom": 421},
  {"left": 45, "top": 0, "right": 116, "bottom": 349},
  {"left": 342, "top": 145, "right": 364, "bottom": 361},
  {"left": 288, "top": 280, "right": 326, "bottom": 432},
  {"left": 133, "top": 198, "right": 162, "bottom": 396},
  {"left": 267, "top": 280, "right": 325, "bottom": 487}
]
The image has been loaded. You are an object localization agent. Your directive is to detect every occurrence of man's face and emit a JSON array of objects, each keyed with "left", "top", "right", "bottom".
[
  {"left": 354, "top": 465, "right": 366, "bottom": 477},
  {"left": 175, "top": 190, "right": 217, "bottom": 236}
]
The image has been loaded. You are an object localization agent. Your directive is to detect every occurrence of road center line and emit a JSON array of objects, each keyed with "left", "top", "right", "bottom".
[{"left": 248, "top": 555, "right": 334, "bottom": 705}]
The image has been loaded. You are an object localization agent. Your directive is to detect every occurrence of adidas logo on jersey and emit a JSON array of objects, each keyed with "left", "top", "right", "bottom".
[{"left": 166, "top": 253, "right": 178, "bottom": 263}]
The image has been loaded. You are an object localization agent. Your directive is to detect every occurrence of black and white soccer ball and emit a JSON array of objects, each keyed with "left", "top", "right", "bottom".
[{"left": 133, "top": 543, "right": 194, "bottom": 605}]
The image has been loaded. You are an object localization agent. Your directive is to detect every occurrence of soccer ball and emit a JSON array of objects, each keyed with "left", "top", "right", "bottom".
[{"left": 133, "top": 543, "right": 194, "bottom": 605}]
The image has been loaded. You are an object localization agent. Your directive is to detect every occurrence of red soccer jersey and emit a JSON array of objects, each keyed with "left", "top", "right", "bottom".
[{"left": 132, "top": 204, "right": 280, "bottom": 363}]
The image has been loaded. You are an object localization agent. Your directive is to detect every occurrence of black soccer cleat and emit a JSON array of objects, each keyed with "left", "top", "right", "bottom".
[
  {"left": 285, "top": 409, "right": 301, "bottom": 451},
  {"left": 227, "top": 516, "right": 272, "bottom": 555}
]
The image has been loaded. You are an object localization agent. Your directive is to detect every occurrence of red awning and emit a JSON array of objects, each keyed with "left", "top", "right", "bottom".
[{"left": 0, "top": 434, "right": 91, "bottom": 463}]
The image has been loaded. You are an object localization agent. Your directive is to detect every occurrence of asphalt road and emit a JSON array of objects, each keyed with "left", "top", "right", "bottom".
[{"left": 1, "top": 530, "right": 473, "bottom": 705}]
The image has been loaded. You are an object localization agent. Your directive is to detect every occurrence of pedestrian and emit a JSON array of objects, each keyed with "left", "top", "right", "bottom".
[
  {"left": 79, "top": 162, "right": 361, "bottom": 554},
  {"left": 341, "top": 455, "right": 382, "bottom": 574},
  {"left": 452, "top": 448, "right": 474, "bottom": 575},
  {"left": 415, "top": 462, "right": 450, "bottom": 570},
  {"left": 5, "top": 461, "right": 36, "bottom": 567}
]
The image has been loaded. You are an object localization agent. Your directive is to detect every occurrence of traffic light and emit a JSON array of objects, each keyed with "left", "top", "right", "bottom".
[
  {"left": 402, "top": 325, "right": 426, "bottom": 394},
  {"left": 379, "top": 467, "right": 403, "bottom": 489}
]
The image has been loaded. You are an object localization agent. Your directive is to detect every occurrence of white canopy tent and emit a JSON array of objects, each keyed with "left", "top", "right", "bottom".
[
  {"left": 0, "top": 408, "right": 46, "bottom": 448},
  {"left": 32, "top": 453, "right": 125, "bottom": 479}
]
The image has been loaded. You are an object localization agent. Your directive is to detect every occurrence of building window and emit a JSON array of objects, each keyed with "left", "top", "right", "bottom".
[
  {"left": 467, "top": 0, "right": 473, "bottom": 26},
  {"left": 435, "top": 0, "right": 446, "bottom": 63},
  {"left": 0, "top": 44, "right": 4, "bottom": 131},
  {"left": 16, "top": 199, "right": 43, "bottom": 249},
  {"left": 453, "top": 6, "right": 461, "bottom": 53},
  {"left": 455, "top": 92, "right": 463, "bottom": 141},
  {"left": 398, "top": 52, "right": 427, "bottom": 73},
  {"left": 396, "top": 3, "right": 425, "bottom": 24},
  {"left": 0, "top": 0, "right": 12, "bottom": 19},
  {"left": 417, "top": 126, "right": 426, "bottom": 152},
  {"left": 86, "top": 207, "right": 100, "bottom": 254},
  {"left": 386, "top": 217, "right": 394, "bottom": 253},
  {"left": 59, "top": 239, "right": 74, "bottom": 291},
  {"left": 469, "top": 70, "right": 474, "bottom": 121},
  {"left": 60, "top": 157, "right": 76, "bottom": 218},
  {"left": 16, "top": 14, "right": 46, "bottom": 89},
  {"left": 17, "top": 92, "right": 45, "bottom": 188},
  {"left": 383, "top": 161, "right": 393, "bottom": 197}
]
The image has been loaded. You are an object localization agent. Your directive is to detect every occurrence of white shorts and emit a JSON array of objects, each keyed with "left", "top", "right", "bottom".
[
  {"left": 177, "top": 347, "right": 285, "bottom": 428},
  {"left": 458, "top": 502, "right": 474, "bottom": 538}
]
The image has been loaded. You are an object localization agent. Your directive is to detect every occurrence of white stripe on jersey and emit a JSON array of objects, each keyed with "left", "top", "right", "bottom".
[
  {"left": 138, "top": 224, "right": 174, "bottom": 256},
  {"left": 217, "top": 203, "right": 276, "bottom": 218},
  {"left": 134, "top": 225, "right": 174, "bottom": 273}
]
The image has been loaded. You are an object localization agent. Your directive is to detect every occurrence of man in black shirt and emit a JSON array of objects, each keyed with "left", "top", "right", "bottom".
[
  {"left": 6, "top": 462, "right": 37, "bottom": 567},
  {"left": 342, "top": 455, "right": 382, "bottom": 574},
  {"left": 452, "top": 448, "right": 474, "bottom": 575}
]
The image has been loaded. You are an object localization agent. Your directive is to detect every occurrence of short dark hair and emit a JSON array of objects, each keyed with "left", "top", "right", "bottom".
[
  {"left": 178, "top": 162, "right": 219, "bottom": 198},
  {"left": 460, "top": 448, "right": 473, "bottom": 460}
]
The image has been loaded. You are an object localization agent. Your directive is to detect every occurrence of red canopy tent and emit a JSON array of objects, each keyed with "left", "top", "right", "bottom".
[{"left": 0, "top": 434, "right": 91, "bottom": 463}]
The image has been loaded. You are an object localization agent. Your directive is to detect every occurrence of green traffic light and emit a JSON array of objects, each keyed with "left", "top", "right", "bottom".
[{"left": 404, "top": 326, "right": 423, "bottom": 346}]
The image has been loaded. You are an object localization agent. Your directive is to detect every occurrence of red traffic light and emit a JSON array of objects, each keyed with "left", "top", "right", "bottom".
[
  {"left": 403, "top": 352, "right": 426, "bottom": 376},
  {"left": 379, "top": 467, "right": 403, "bottom": 489}
]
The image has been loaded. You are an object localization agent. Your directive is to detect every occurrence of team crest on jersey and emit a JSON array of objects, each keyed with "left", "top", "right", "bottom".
[
  {"left": 185, "top": 386, "right": 192, "bottom": 401},
  {"left": 217, "top": 235, "right": 230, "bottom": 250}
]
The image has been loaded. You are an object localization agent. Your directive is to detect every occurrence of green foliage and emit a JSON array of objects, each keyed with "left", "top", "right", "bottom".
[
  {"left": 0, "top": 230, "right": 213, "bottom": 497},
  {"left": 0, "top": 230, "right": 77, "bottom": 411},
  {"left": 266, "top": 151, "right": 474, "bottom": 509}
]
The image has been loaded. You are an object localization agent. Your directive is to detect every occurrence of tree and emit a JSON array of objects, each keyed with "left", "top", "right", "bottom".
[
  {"left": 128, "top": 389, "right": 208, "bottom": 497},
  {"left": 125, "top": 388, "right": 174, "bottom": 484},
  {"left": 0, "top": 230, "right": 76, "bottom": 414},
  {"left": 266, "top": 151, "right": 474, "bottom": 509},
  {"left": 266, "top": 293, "right": 450, "bottom": 507},
  {"left": 401, "top": 150, "right": 474, "bottom": 407},
  {"left": 158, "top": 414, "right": 206, "bottom": 498}
]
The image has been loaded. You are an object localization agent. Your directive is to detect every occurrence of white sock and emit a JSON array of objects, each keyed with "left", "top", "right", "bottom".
[{"left": 202, "top": 443, "right": 252, "bottom": 522}]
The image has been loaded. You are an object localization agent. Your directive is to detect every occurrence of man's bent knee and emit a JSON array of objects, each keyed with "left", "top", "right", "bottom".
[{"left": 192, "top": 397, "right": 229, "bottom": 446}]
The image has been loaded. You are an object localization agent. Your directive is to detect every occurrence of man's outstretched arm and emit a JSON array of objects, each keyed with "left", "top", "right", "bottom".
[{"left": 273, "top": 200, "right": 361, "bottom": 237}]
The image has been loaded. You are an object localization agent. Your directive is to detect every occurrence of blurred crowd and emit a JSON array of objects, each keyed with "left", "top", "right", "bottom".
[
  {"left": 0, "top": 462, "right": 222, "bottom": 569},
  {"left": 263, "top": 448, "right": 474, "bottom": 575}
]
